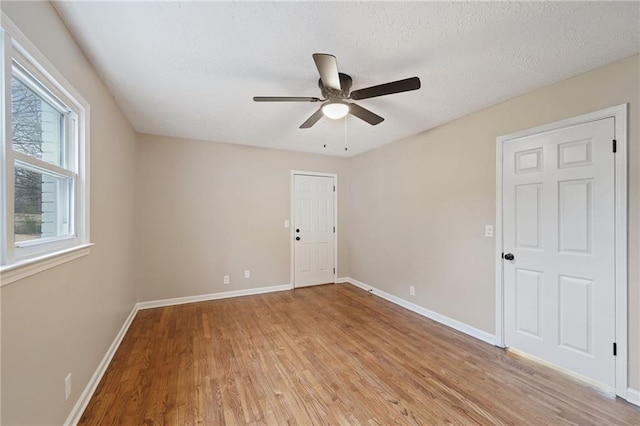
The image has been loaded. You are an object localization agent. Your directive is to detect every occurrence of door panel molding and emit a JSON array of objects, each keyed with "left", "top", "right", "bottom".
[
  {"left": 290, "top": 170, "right": 338, "bottom": 288},
  {"left": 495, "top": 104, "right": 627, "bottom": 397}
]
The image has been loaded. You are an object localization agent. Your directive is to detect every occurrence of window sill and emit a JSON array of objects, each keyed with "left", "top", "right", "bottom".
[{"left": 0, "top": 243, "right": 94, "bottom": 286}]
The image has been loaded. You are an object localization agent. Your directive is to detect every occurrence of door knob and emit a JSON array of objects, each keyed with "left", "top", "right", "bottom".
[
  {"left": 296, "top": 228, "right": 300, "bottom": 233},
  {"left": 296, "top": 236, "right": 300, "bottom": 241},
  {"left": 504, "top": 253, "right": 515, "bottom": 261}
]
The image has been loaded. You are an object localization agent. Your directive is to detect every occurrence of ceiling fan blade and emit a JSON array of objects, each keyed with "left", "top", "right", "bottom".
[
  {"left": 350, "top": 76, "right": 421, "bottom": 100},
  {"left": 312, "top": 53, "right": 341, "bottom": 91},
  {"left": 253, "top": 96, "right": 321, "bottom": 102},
  {"left": 299, "top": 108, "right": 324, "bottom": 129},
  {"left": 349, "top": 103, "right": 384, "bottom": 125}
]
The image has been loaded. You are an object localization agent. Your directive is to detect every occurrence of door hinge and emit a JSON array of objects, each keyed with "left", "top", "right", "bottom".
[
  {"left": 333, "top": 226, "right": 336, "bottom": 233},
  {"left": 613, "top": 342, "right": 617, "bottom": 356},
  {"left": 613, "top": 139, "right": 617, "bottom": 153},
  {"left": 333, "top": 185, "right": 336, "bottom": 192},
  {"left": 333, "top": 267, "right": 335, "bottom": 274},
  {"left": 501, "top": 252, "right": 504, "bottom": 259}
]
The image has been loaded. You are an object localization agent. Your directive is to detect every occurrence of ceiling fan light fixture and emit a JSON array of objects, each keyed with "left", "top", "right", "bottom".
[{"left": 321, "top": 101, "right": 350, "bottom": 119}]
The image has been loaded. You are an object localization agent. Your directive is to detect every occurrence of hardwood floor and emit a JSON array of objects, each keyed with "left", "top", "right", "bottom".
[{"left": 80, "top": 284, "right": 640, "bottom": 425}]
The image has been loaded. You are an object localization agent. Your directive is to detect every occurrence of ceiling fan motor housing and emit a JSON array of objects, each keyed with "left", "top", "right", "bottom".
[{"left": 319, "top": 73, "right": 352, "bottom": 99}]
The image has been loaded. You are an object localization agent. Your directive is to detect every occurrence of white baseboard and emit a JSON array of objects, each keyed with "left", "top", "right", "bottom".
[
  {"left": 627, "top": 387, "right": 640, "bottom": 406},
  {"left": 137, "top": 283, "right": 293, "bottom": 310},
  {"left": 343, "top": 278, "right": 496, "bottom": 345},
  {"left": 336, "top": 276, "right": 350, "bottom": 284},
  {"left": 64, "top": 304, "right": 139, "bottom": 426}
]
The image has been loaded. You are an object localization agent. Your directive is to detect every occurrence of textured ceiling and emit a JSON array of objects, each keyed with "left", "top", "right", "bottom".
[{"left": 53, "top": 1, "right": 640, "bottom": 157}]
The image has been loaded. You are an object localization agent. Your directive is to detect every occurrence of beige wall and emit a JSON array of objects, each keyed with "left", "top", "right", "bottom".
[
  {"left": 135, "top": 134, "right": 349, "bottom": 302},
  {"left": 348, "top": 54, "right": 640, "bottom": 390},
  {"left": 0, "top": 2, "right": 138, "bottom": 425}
]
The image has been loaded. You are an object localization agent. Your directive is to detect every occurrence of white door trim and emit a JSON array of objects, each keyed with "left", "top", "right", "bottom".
[
  {"left": 495, "top": 104, "right": 628, "bottom": 397},
  {"left": 290, "top": 170, "right": 338, "bottom": 288}
]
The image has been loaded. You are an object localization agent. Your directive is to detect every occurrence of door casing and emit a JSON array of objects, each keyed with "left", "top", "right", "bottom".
[
  {"left": 494, "top": 104, "right": 628, "bottom": 397},
  {"left": 290, "top": 170, "right": 338, "bottom": 288}
]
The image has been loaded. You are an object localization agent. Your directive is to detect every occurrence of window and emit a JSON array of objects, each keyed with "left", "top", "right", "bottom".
[{"left": 1, "top": 15, "right": 90, "bottom": 283}]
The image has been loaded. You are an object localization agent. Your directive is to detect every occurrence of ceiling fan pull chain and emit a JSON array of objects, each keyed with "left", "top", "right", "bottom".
[
  {"left": 344, "top": 114, "right": 348, "bottom": 152},
  {"left": 323, "top": 119, "right": 327, "bottom": 148}
]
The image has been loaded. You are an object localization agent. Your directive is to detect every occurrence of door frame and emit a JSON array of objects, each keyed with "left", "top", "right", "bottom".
[
  {"left": 290, "top": 170, "right": 338, "bottom": 288},
  {"left": 494, "top": 104, "right": 628, "bottom": 397}
]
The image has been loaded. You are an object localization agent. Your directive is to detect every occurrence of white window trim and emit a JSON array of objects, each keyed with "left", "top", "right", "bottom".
[
  {"left": 0, "top": 13, "right": 91, "bottom": 286},
  {"left": 0, "top": 243, "right": 93, "bottom": 286}
]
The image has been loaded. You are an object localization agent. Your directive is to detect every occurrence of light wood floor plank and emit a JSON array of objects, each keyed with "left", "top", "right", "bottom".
[{"left": 79, "top": 284, "right": 640, "bottom": 425}]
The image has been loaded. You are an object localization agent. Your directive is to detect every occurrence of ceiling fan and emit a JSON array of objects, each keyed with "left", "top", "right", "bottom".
[{"left": 253, "top": 53, "right": 421, "bottom": 129}]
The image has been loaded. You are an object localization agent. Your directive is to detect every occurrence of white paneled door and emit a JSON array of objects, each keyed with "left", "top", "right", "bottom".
[
  {"left": 503, "top": 118, "right": 616, "bottom": 388},
  {"left": 293, "top": 174, "right": 335, "bottom": 287}
]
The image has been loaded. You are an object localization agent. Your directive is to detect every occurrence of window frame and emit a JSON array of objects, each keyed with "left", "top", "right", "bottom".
[{"left": 0, "top": 13, "right": 91, "bottom": 285}]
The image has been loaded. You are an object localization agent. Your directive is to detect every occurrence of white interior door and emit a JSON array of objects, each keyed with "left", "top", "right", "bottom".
[
  {"left": 293, "top": 174, "right": 335, "bottom": 288},
  {"left": 502, "top": 118, "right": 616, "bottom": 388}
]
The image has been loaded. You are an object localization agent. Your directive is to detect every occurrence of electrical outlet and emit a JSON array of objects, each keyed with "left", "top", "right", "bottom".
[
  {"left": 223, "top": 275, "right": 230, "bottom": 284},
  {"left": 64, "top": 373, "right": 72, "bottom": 401},
  {"left": 284, "top": 220, "right": 290, "bottom": 228},
  {"left": 244, "top": 270, "right": 251, "bottom": 278},
  {"left": 409, "top": 285, "right": 415, "bottom": 296}
]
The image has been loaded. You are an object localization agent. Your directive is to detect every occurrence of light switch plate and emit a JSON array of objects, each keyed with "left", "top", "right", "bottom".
[{"left": 485, "top": 225, "right": 494, "bottom": 238}]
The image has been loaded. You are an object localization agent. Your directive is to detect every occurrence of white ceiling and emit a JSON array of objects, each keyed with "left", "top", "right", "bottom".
[{"left": 53, "top": 1, "right": 640, "bottom": 157}]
